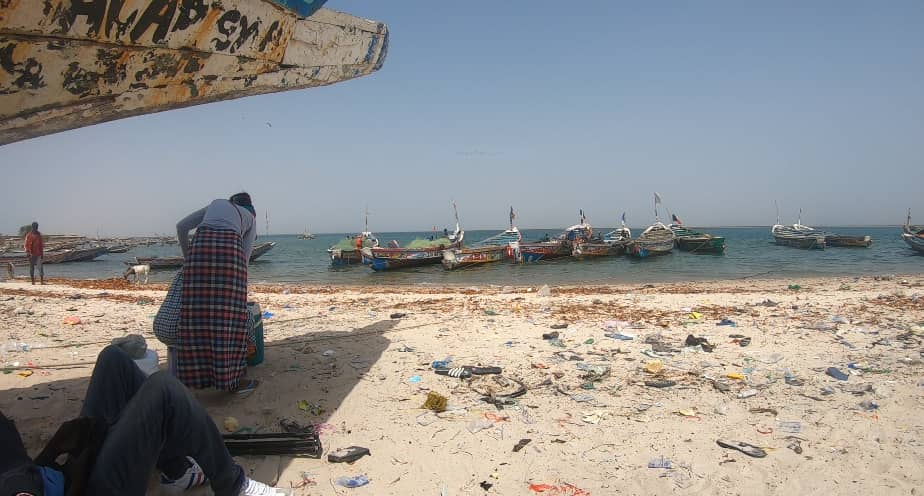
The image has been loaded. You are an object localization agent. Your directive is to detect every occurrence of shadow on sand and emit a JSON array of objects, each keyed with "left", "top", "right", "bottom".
[{"left": 0, "top": 319, "right": 396, "bottom": 492}]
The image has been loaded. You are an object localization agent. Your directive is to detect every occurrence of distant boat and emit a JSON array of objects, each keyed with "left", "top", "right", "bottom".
[
  {"left": 298, "top": 229, "right": 316, "bottom": 240},
  {"left": 364, "top": 203, "right": 464, "bottom": 271},
  {"left": 669, "top": 214, "right": 726, "bottom": 254},
  {"left": 328, "top": 209, "right": 379, "bottom": 266},
  {"left": 129, "top": 242, "right": 276, "bottom": 269},
  {"left": 903, "top": 209, "right": 924, "bottom": 254},
  {"left": 824, "top": 234, "right": 872, "bottom": 248},
  {"left": 106, "top": 245, "right": 132, "bottom": 254},
  {"left": 626, "top": 195, "right": 674, "bottom": 258},
  {"left": 627, "top": 223, "right": 674, "bottom": 258},
  {"left": 443, "top": 208, "right": 521, "bottom": 270},
  {"left": 771, "top": 224, "right": 826, "bottom": 250}
]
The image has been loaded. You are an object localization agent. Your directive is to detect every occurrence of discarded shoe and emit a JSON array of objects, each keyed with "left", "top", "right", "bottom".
[{"left": 716, "top": 439, "right": 767, "bottom": 458}]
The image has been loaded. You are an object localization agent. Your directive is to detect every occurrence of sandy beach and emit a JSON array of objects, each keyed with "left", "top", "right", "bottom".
[{"left": 1, "top": 275, "right": 923, "bottom": 495}]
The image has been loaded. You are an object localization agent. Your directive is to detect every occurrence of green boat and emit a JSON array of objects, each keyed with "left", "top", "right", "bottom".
[{"left": 669, "top": 216, "right": 726, "bottom": 254}]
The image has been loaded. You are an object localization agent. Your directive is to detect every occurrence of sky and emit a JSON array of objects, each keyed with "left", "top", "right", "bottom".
[{"left": 2, "top": 1, "right": 923, "bottom": 236}]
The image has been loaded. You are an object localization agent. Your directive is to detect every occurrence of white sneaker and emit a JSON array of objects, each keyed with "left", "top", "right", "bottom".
[
  {"left": 160, "top": 457, "right": 208, "bottom": 492},
  {"left": 239, "top": 478, "right": 292, "bottom": 496}
]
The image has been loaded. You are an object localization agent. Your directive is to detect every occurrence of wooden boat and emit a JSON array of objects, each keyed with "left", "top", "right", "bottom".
[
  {"left": 442, "top": 225, "right": 521, "bottom": 270},
  {"left": 364, "top": 204, "right": 464, "bottom": 271},
  {"left": 329, "top": 232, "right": 379, "bottom": 266},
  {"left": 8, "top": 246, "right": 109, "bottom": 266},
  {"left": 903, "top": 210, "right": 924, "bottom": 254},
  {"left": 602, "top": 225, "right": 632, "bottom": 255},
  {"left": 129, "top": 241, "right": 276, "bottom": 269},
  {"left": 517, "top": 240, "right": 571, "bottom": 263},
  {"left": 627, "top": 222, "right": 674, "bottom": 258},
  {"left": 669, "top": 217, "right": 726, "bottom": 254},
  {"left": 106, "top": 245, "right": 132, "bottom": 254},
  {"left": 771, "top": 224, "right": 825, "bottom": 250},
  {"left": 0, "top": 1, "right": 388, "bottom": 145},
  {"left": 824, "top": 235, "right": 872, "bottom": 248},
  {"left": 571, "top": 241, "right": 616, "bottom": 259}
]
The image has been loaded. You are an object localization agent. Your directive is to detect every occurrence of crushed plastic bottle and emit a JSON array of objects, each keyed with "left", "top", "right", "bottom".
[
  {"left": 648, "top": 456, "right": 672, "bottom": 469},
  {"left": 334, "top": 475, "right": 369, "bottom": 488},
  {"left": 778, "top": 421, "right": 802, "bottom": 433}
]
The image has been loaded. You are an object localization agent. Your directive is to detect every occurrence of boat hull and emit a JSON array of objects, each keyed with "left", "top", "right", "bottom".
[
  {"left": 328, "top": 249, "right": 365, "bottom": 266},
  {"left": 825, "top": 235, "right": 872, "bottom": 248},
  {"left": 366, "top": 243, "right": 460, "bottom": 271},
  {"left": 518, "top": 242, "right": 570, "bottom": 263},
  {"left": 626, "top": 240, "right": 674, "bottom": 258},
  {"left": 773, "top": 236, "right": 825, "bottom": 250},
  {"left": 572, "top": 242, "right": 619, "bottom": 259},
  {"left": 0, "top": 4, "right": 388, "bottom": 145},
  {"left": 442, "top": 246, "right": 509, "bottom": 270},
  {"left": 675, "top": 236, "right": 726, "bottom": 254},
  {"left": 903, "top": 233, "right": 924, "bottom": 254}
]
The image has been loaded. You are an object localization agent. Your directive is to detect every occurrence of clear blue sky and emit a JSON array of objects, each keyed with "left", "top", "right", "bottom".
[{"left": 2, "top": 1, "right": 923, "bottom": 236}]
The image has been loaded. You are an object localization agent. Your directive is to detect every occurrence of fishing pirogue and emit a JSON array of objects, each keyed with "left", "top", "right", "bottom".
[
  {"left": 364, "top": 204, "right": 464, "bottom": 271},
  {"left": 0, "top": 0, "right": 388, "bottom": 144}
]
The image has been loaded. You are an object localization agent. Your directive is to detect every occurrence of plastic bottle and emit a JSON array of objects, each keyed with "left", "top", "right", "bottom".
[{"left": 334, "top": 475, "right": 369, "bottom": 488}]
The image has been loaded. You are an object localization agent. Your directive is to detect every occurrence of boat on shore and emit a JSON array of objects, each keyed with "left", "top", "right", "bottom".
[
  {"left": 329, "top": 232, "right": 380, "bottom": 266},
  {"left": 129, "top": 242, "right": 277, "bottom": 269},
  {"left": 443, "top": 209, "right": 521, "bottom": 270},
  {"left": 669, "top": 215, "right": 726, "bottom": 254},
  {"left": 6, "top": 246, "right": 110, "bottom": 266},
  {"left": 903, "top": 210, "right": 924, "bottom": 254},
  {"left": 364, "top": 204, "right": 464, "bottom": 271}
]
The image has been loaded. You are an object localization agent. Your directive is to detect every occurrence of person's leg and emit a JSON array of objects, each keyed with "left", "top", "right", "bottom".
[
  {"left": 81, "top": 345, "right": 189, "bottom": 478},
  {"left": 28, "top": 256, "right": 35, "bottom": 284},
  {"left": 86, "top": 372, "right": 244, "bottom": 496},
  {"left": 37, "top": 256, "right": 43, "bottom": 284}
]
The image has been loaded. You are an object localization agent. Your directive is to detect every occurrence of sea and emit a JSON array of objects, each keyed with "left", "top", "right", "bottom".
[{"left": 31, "top": 227, "right": 923, "bottom": 286}]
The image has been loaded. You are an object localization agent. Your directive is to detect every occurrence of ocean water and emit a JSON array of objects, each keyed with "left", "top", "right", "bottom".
[{"left": 30, "top": 227, "right": 922, "bottom": 286}]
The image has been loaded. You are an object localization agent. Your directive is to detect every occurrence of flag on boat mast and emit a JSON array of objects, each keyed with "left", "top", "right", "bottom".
[
  {"left": 672, "top": 214, "right": 683, "bottom": 225},
  {"left": 621, "top": 212, "right": 627, "bottom": 227},
  {"left": 580, "top": 209, "right": 586, "bottom": 225},
  {"left": 654, "top": 192, "right": 662, "bottom": 205},
  {"left": 509, "top": 206, "right": 516, "bottom": 229}
]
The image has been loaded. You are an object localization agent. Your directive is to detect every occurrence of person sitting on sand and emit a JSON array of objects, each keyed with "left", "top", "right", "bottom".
[
  {"left": 175, "top": 193, "right": 257, "bottom": 393},
  {"left": 0, "top": 345, "right": 290, "bottom": 496}
]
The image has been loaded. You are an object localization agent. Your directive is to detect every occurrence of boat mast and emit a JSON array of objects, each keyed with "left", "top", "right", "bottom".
[
  {"left": 509, "top": 206, "right": 515, "bottom": 230},
  {"left": 265, "top": 211, "right": 269, "bottom": 236},
  {"left": 775, "top": 201, "right": 780, "bottom": 226}
]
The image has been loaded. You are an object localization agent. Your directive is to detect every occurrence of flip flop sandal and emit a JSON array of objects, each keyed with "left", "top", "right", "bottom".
[
  {"left": 328, "top": 446, "right": 371, "bottom": 463},
  {"left": 435, "top": 366, "right": 502, "bottom": 379},
  {"left": 716, "top": 439, "right": 767, "bottom": 458},
  {"left": 233, "top": 379, "right": 260, "bottom": 396},
  {"left": 645, "top": 380, "right": 676, "bottom": 388}
]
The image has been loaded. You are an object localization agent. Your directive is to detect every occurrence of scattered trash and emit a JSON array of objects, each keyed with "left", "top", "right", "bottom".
[
  {"left": 685, "top": 334, "right": 714, "bottom": 352},
  {"left": 788, "top": 284, "right": 802, "bottom": 291},
  {"left": 389, "top": 312, "right": 407, "bottom": 319},
  {"left": 605, "top": 332, "right": 634, "bottom": 341},
  {"left": 786, "top": 438, "right": 803, "bottom": 454},
  {"left": 859, "top": 400, "right": 880, "bottom": 411},
  {"left": 675, "top": 408, "right": 697, "bottom": 417},
  {"left": 467, "top": 419, "right": 495, "bottom": 433},
  {"left": 542, "top": 331, "right": 560, "bottom": 340},
  {"left": 648, "top": 456, "right": 672, "bottom": 469},
  {"left": 431, "top": 359, "right": 452, "bottom": 369},
  {"left": 484, "top": 309, "right": 499, "bottom": 316},
  {"left": 223, "top": 417, "right": 240, "bottom": 433},
  {"left": 826, "top": 367, "right": 849, "bottom": 381},
  {"left": 62, "top": 316, "right": 81, "bottom": 325},
  {"left": 328, "top": 446, "right": 371, "bottom": 464},
  {"left": 480, "top": 481, "right": 493, "bottom": 491},
  {"left": 297, "top": 400, "right": 324, "bottom": 416},
  {"left": 537, "top": 285, "right": 552, "bottom": 297},
  {"left": 717, "top": 319, "right": 737, "bottom": 327},
  {"left": 334, "top": 475, "right": 369, "bottom": 488},
  {"left": 570, "top": 394, "right": 595, "bottom": 403},
  {"left": 645, "top": 380, "right": 676, "bottom": 389},
  {"left": 261, "top": 311, "right": 274, "bottom": 319},
  {"left": 321, "top": 350, "right": 336, "bottom": 357},
  {"left": 688, "top": 312, "right": 703, "bottom": 320},
  {"left": 581, "top": 410, "right": 609, "bottom": 424},
  {"left": 548, "top": 338, "right": 566, "bottom": 348},
  {"left": 716, "top": 439, "right": 767, "bottom": 458},
  {"left": 831, "top": 315, "right": 850, "bottom": 325},
  {"left": 422, "top": 391, "right": 448, "bottom": 412},
  {"left": 408, "top": 375, "right": 422, "bottom": 383},
  {"left": 17, "top": 370, "right": 33, "bottom": 378},
  {"left": 584, "top": 338, "right": 595, "bottom": 345},
  {"left": 513, "top": 438, "right": 532, "bottom": 452},
  {"left": 727, "top": 372, "right": 745, "bottom": 381},
  {"left": 550, "top": 323, "right": 568, "bottom": 329},
  {"left": 528, "top": 482, "right": 590, "bottom": 495},
  {"left": 643, "top": 360, "right": 664, "bottom": 374},
  {"left": 778, "top": 421, "right": 802, "bottom": 434},
  {"left": 737, "top": 389, "right": 758, "bottom": 399}
]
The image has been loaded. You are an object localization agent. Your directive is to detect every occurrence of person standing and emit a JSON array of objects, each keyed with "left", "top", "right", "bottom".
[
  {"left": 23, "top": 222, "right": 43, "bottom": 285},
  {"left": 175, "top": 193, "right": 257, "bottom": 392}
]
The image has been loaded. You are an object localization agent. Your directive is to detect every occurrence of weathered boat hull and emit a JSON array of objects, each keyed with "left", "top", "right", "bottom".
[
  {"left": 249, "top": 241, "right": 276, "bottom": 261},
  {"left": 626, "top": 240, "right": 674, "bottom": 258},
  {"left": 442, "top": 245, "right": 509, "bottom": 270},
  {"left": 0, "top": 3, "right": 388, "bottom": 144},
  {"left": 365, "top": 243, "right": 461, "bottom": 271},
  {"left": 9, "top": 246, "right": 110, "bottom": 265},
  {"left": 903, "top": 233, "right": 924, "bottom": 254},
  {"left": 824, "top": 235, "right": 872, "bottom": 248},
  {"left": 773, "top": 236, "right": 825, "bottom": 250},
  {"left": 328, "top": 248, "right": 365, "bottom": 266},
  {"left": 130, "top": 241, "right": 274, "bottom": 269},
  {"left": 518, "top": 242, "right": 570, "bottom": 263},
  {"left": 571, "top": 242, "right": 618, "bottom": 259},
  {"left": 676, "top": 236, "right": 726, "bottom": 254}
]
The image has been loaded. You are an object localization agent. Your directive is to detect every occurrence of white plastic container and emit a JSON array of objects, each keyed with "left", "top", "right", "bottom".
[{"left": 133, "top": 349, "right": 160, "bottom": 377}]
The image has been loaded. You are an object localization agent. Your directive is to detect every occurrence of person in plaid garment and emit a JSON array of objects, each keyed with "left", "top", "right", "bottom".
[{"left": 175, "top": 193, "right": 257, "bottom": 392}]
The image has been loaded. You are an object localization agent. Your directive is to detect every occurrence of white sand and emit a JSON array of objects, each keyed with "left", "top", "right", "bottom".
[{"left": 1, "top": 275, "right": 923, "bottom": 495}]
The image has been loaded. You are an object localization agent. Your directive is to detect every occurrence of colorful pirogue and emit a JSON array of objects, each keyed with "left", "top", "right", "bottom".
[
  {"left": 442, "top": 207, "right": 521, "bottom": 270},
  {"left": 669, "top": 214, "right": 726, "bottom": 254},
  {"left": 364, "top": 203, "right": 464, "bottom": 271}
]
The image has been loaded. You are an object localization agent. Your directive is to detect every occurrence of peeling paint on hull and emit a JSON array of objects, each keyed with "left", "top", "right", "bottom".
[{"left": 0, "top": 2, "right": 387, "bottom": 144}]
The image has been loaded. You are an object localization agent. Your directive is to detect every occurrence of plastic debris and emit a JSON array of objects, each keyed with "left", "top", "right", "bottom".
[
  {"left": 334, "top": 475, "right": 369, "bottom": 488},
  {"left": 528, "top": 483, "right": 590, "bottom": 495},
  {"left": 513, "top": 438, "right": 532, "bottom": 452},
  {"left": 223, "top": 417, "right": 240, "bottom": 433},
  {"left": 62, "top": 316, "right": 81, "bottom": 325},
  {"left": 648, "top": 456, "right": 672, "bottom": 469},
  {"left": 605, "top": 332, "right": 635, "bottom": 341},
  {"left": 688, "top": 312, "right": 703, "bottom": 320},
  {"left": 408, "top": 375, "right": 422, "bottom": 384},
  {"left": 826, "top": 367, "right": 849, "bottom": 381},
  {"left": 537, "top": 285, "right": 552, "bottom": 297},
  {"left": 737, "top": 389, "right": 758, "bottom": 399},
  {"left": 542, "top": 331, "right": 560, "bottom": 340},
  {"left": 717, "top": 318, "right": 737, "bottom": 327},
  {"left": 297, "top": 400, "right": 324, "bottom": 416},
  {"left": 778, "top": 421, "right": 801, "bottom": 433},
  {"left": 643, "top": 361, "right": 664, "bottom": 374},
  {"left": 550, "top": 323, "right": 568, "bottom": 329},
  {"left": 467, "top": 419, "right": 495, "bottom": 433},
  {"left": 390, "top": 312, "right": 407, "bottom": 319},
  {"left": 261, "top": 311, "right": 273, "bottom": 319},
  {"left": 581, "top": 410, "right": 609, "bottom": 424},
  {"left": 328, "top": 446, "right": 371, "bottom": 464},
  {"left": 859, "top": 400, "right": 880, "bottom": 411}
]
